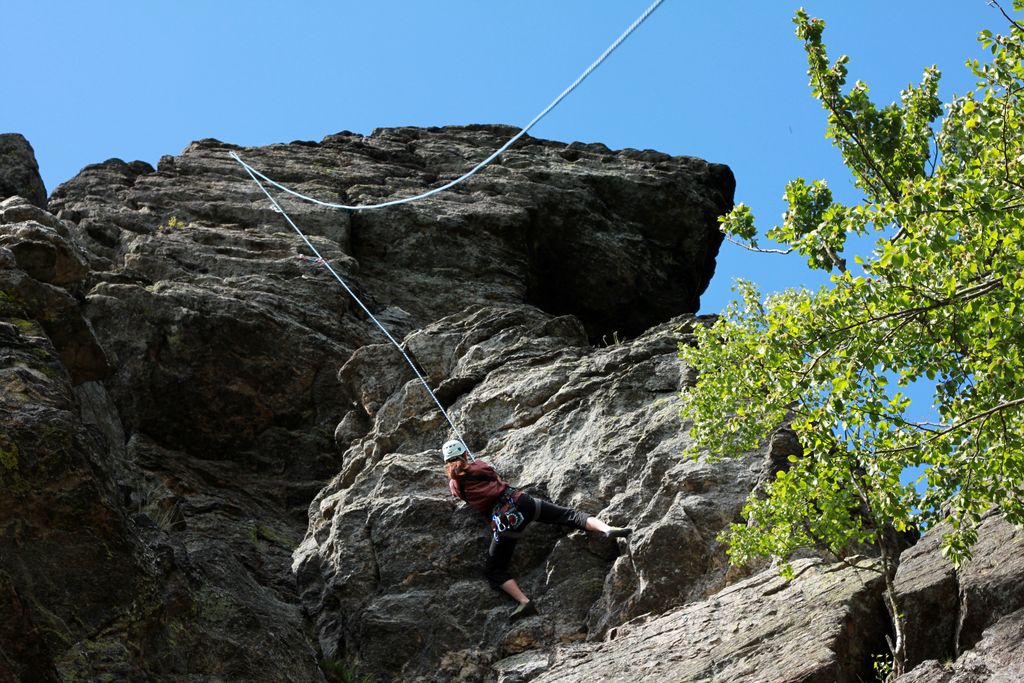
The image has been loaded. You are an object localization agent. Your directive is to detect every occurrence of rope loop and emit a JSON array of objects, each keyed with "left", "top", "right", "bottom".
[{"left": 231, "top": 0, "right": 664, "bottom": 212}]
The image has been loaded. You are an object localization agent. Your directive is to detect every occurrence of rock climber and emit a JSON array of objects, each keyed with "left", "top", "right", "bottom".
[{"left": 442, "top": 439, "right": 632, "bottom": 621}]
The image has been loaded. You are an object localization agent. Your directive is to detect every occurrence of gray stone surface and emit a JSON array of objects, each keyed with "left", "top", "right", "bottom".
[
  {"left": 894, "top": 516, "right": 960, "bottom": 667},
  {"left": 293, "top": 308, "right": 765, "bottom": 681},
  {"left": 0, "top": 133, "right": 47, "bottom": 208},
  {"left": 895, "top": 509, "right": 1024, "bottom": 670},
  {"left": 49, "top": 126, "right": 732, "bottom": 341},
  {"left": 3, "top": 125, "right": 1021, "bottom": 682},
  {"left": 532, "top": 558, "right": 889, "bottom": 683},
  {"left": 897, "top": 607, "right": 1024, "bottom": 683},
  {"left": 1, "top": 129, "right": 735, "bottom": 681},
  {"left": 956, "top": 510, "right": 1024, "bottom": 652},
  {"left": 0, "top": 195, "right": 86, "bottom": 286},
  {"left": 0, "top": 201, "right": 142, "bottom": 682},
  {"left": 495, "top": 650, "right": 553, "bottom": 683},
  {"left": 1, "top": 171, "right": 325, "bottom": 683}
]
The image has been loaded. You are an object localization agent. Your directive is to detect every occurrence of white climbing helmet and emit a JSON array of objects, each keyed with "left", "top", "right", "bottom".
[{"left": 442, "top": 439, "right": 467, "bottom": 462}]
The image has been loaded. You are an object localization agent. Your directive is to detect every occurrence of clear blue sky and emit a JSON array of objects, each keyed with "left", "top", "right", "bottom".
[{"left": 2, "top": 1, "right": 1003, "bottom": 314}]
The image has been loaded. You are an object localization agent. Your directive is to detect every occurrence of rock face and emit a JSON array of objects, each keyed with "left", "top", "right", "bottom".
[
  {"left": 894, "top": 510, "right": 1024, "bottom": 681},
  {"left": 293, "top": 309, "right": 765, "bottom": 680},
  {"left": 0, "top": 127, "right": 738, "bottom": 681},
  {"left": 2, "top": 125, "right": 1020, "bottom": 682},
  {"left": 0, "top": 193, "right": 325, "bottom": 681},
  {"left": 532, "top": 557, "right": 889, "bottom": 683},
  {"left": 49, "top": 126, "right": 731, "bottom": 342},
  {"left": 896, "top": 607, "right": 1024, "bottom": 683},
  {"left": 0, "top": 134, "right": 47, "bottom": 209},
  {"left": 0, "top": 196, "right": 140, "bottom": 683}
]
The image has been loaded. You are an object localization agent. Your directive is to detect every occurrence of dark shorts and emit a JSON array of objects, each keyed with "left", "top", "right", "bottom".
[{"left": 484, "top": 493, "right": 589, "bottom": 589}]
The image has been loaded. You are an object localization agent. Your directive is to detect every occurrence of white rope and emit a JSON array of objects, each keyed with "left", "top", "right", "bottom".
[
  {"left": 230, "top": 0, "right": 665, "bottom": 211},
  {"left": 229, "top": 0, "right": 666, "bottom": 458},
  {"left": 234, "top": 156, "right": 476, "bottom": 460}
]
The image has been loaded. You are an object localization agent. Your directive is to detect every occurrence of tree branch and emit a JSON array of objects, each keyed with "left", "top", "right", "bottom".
[
  {"left": 988, "top": 0, "right": 1024, "bottom": 31},
  {"left": 834, "top": 277, "right": 1002, "bottom": 335},
  {"left": 723, "top": 235, "right": 794, "bottom": 255},
  {"left": 875, "top": 396, "right": 1024, "bottom": 454},
  {"left": 813, "top": 70, "right": 903, "bottom": 204}
]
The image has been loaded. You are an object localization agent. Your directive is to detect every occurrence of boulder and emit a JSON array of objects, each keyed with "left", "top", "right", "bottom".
[
  {"left": 0, "top": 133, "right": 47, "bottom": 208},
  {"left": 895, "top": 509, "right": 1024, "bottom": 672},
  {"left": 896, "top": 607, "right": 1024, "bottom": 683}
]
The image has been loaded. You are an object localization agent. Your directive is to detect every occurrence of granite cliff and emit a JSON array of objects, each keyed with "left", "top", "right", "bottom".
[{"left": 0, "top": 129, "right": 1021, "bottom": 682}]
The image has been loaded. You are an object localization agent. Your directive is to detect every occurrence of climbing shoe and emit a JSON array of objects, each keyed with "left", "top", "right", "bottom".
[
  {"left": 604, "top": 527, "right": 633, "bottom": 539},
  {"left": 510, "top": 600, "right": 538, "bottom": 623}
]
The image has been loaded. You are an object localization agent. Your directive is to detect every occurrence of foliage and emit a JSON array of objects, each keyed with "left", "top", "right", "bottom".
[
  {"left": 872, "top": 651, "right": 895, "bottom": 682},
  {"left": 680, "top": 4, "right": 1024, "bottom": 671},
  {"left": 157, "top": 216, "right": 187, "bottom": 233}
]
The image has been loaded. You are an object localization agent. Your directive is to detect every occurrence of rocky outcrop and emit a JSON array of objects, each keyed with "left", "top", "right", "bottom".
[
  {"left": 530, "top": 558, "right": 889, "bottom": 683},
  {"left": 1, "top": 191, "right": 326, "bottom": 681},
  {"left": 49, "top": 126, "right": 732, "bottom": 342},
  {"left": 0, "top": 195, "right": 140, "bottom": 682},
  {"left": 4, "top": 124, "right": 1020, "bottom": 682},
  {"left": 293, "top": 308, "right": 764, "bottom": 680},
  {"left": 0, "top": 134, "right": 47, "bottom": 209},
  {"left": 1, "top": 127, "right": 735, "bottom": 681},
  {"left": 894, "top": 510, "right": 1024, "bottom": 680},
  {"left": 502, "top": 511, "right": 1024, "bottom": 683},
  {"left": 896, "top": 607, "right": 1024, "bottom": 683}
]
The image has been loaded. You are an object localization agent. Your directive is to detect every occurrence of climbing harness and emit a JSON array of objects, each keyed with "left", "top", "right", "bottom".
[
  {"left": 490, "top": 488, "right": 527, "bottom": 542},
  {"left": 231, "top": 0, "right": 665, "bottom": 458}
]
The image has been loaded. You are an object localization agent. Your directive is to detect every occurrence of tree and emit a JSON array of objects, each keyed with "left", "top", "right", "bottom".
[{"left": 679, "top": 3, "right": 1024, "bottom": 676}]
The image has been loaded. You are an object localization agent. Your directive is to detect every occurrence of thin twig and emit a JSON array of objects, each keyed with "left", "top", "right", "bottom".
[
  {"left": 724, "top": 235, "right": 794, "bottom": 255},
  {"left": 813, "top": 70, "right": 902, "bottom": 204},
  {"left": 834, "top": 278, "right": 1002, "bottom": 335},
  {"left": 989, "top": 0, "right": 1024, "bottom": 31},
  {"left": 875, "top": 396, "right": 1024, "bottom": 454}
]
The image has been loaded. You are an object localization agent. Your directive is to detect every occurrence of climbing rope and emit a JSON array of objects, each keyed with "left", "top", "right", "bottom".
[
  {"left": 230, "top": 0, "right": 664, "bottom": 211},
  {"left": 231, "top": 0, "right": 666, "bottom": 457},
  {"left": 236, "top": 160, "right": 477, "bottom": 460}
]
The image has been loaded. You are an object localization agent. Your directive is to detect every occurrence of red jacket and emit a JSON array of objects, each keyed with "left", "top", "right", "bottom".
[{"left": 449, "top": 460, "right": 518, "bottom": 515}]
